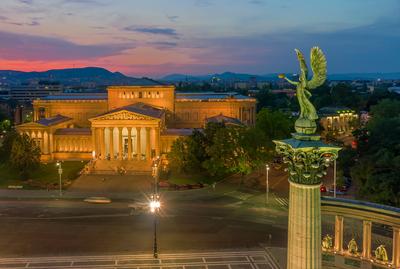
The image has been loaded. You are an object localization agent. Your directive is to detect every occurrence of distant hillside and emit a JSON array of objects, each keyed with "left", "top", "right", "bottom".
[
  {"left": 0, "top": 67, "right": 146, "bottom": 86},
  {"left": 161, "top": 72, "right": 400, "bottom": 82}
]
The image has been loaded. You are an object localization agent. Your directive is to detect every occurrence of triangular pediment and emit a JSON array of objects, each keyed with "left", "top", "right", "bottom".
[
  {"left": 17, "top": 122, "right": 47, "bottom": 129},
  {"left": 90, "top": 110, "right": 158, "bottom": 121}
]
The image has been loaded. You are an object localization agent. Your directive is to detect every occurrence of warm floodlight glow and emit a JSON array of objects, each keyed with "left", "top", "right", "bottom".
[{"left": 149, "top": 196, "right": 161, "bottom": 213}]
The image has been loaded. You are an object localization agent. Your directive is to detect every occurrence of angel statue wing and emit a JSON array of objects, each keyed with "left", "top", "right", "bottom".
[
  {"left": 295, "top": 49, "right": 308, "bottom": 78},
  {"left": 307, "top": 47, "right": 327, "bottom": 89}
]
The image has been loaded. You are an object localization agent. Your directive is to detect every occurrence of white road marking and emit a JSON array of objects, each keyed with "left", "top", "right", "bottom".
[{"left": 0, "top": 250, "right": 279, "bottom": 269}]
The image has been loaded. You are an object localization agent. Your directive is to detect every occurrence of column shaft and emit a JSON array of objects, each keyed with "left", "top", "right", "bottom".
[
  {"left": 362, "top": 220, "right": 372, "bottom": 259},
  {"left": 287, "top": 182, "right": 321, "bottom": 269},
  {"left": 136, "top": 127, "right": 141, "bottom": 160},
  {"left": 91, "top": 128, "right": 96, "bottom": 158},
  {"left": 100, "top": 128, "right": 105, "bottom": 160},
  {"left": 146, "top": 127, "right": 151, "bottom": 160},
  {"left": 334, "top": 215, "right": 344, "bottom": 253},
  {"left": 43, "top": 131, "right": 48, "bottom": 154},
  {"left": 393, "top": 227, "right": 400, "bottom": 268},
  {"left": 127, "top": 127, "right": 132, "bottom": 160},
  {"left": 118, "top": 127, "right": 123, "bottom": 160},
  {"left": 155, "top": 127, "right": 160, "bottom": 157},
  {"left": 109, "top": 127, "right": 114, "bottom": 160},
  {"left": 49, "top": 133, "right": 53, "bottom": 159}
]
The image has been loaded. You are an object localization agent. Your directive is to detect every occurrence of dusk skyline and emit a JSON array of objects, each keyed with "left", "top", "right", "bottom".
[{"left": 0, "top": 0, "right": 399, "bottom": 77}]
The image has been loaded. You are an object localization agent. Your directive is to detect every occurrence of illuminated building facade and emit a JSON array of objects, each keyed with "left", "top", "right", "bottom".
[{"left": 16, "top": 79, "right": 256, "bottom": 172}]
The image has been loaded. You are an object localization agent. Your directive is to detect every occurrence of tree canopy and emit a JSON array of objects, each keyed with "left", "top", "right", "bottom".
[
  {"left": 351, "top": 99, "right": 400, "bottom": 206},
  {"left": 9, "top": 133, "right": 41, "bottom": 179}
]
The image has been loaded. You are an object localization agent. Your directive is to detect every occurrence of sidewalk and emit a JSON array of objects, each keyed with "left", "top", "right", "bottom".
[{"left": 0, "top": 189, "right": 140, "bottom": 201}]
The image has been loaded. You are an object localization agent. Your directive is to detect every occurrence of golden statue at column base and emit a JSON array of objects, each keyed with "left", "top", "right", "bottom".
[{"left": 347, "top": 238, "right": 359, "bottom": 256}]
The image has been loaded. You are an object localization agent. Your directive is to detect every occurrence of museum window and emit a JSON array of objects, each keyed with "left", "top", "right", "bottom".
[{"left": 139, "top": 92, "right": 142, "bottom": 98}]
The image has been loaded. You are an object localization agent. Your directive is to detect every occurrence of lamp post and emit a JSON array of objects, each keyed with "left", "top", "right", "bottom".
[
  {"left": 150, "top": 158, "right": 161, "bottom": 258},
  {"left": 56, "top": 161, "right": 63, "bottom": 197},
  {"left": 266, "top": 164, "right": 270, "bottom": 204},
  {"left": 150, "top": 194, "right": 160, "bottom": 258}
]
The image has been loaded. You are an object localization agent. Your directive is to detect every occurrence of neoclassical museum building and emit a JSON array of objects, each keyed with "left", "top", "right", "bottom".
[{"left": 17, "top": 79, "right": 256, "bottom": 173}]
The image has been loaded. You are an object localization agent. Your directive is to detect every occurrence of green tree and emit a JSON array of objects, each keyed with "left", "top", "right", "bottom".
[
  {"left": 10, "top": 133, "right": 41, "bottom": 179},
  {"left": 202, "top": 126, "right": 249, "bottom": 176},
  {"left": 255, "top": 108, "right": 294, "bottom": 147},
  {"left": 350, "top": 99, "right": 400, "bottom": 206},
  {"left": 0, "top": 129, "right": 18, "bottom": 162}
]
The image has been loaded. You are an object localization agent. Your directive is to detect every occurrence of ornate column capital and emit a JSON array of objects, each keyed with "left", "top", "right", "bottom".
[{"left": 274, "top": 139, "right": 340, "bottom": 185}]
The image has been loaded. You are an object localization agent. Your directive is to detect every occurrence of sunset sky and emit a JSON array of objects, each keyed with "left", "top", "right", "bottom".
[{"left": 0, "top": 0, "right": 399, "bottom": 77}]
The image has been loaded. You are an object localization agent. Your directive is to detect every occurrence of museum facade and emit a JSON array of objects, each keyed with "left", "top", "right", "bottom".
[{"left": 16, "top": 79, "right": 256, "bottom": 173}]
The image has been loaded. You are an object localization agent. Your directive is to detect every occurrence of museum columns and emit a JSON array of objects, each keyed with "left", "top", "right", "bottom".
[
  {"left": 100, "top": 127, "right": 105, "bottom": 160},
  {"left": 118, "top": 127, "right": 123, "bottom": 160},
  {"left": 154, "top": 126, "right": 160, "bottom": 157},
  {"left": 136, "top": 127, "right": 141, "bottom": 160},
  {"left": 127, "top": 127, "right": 132, "bottom": 160},
  {"left": 109, "top": 127, "right": 114, "bottom": 160},
  {"left": 146, "top": 127, "right": 151, "bottom": 160},
  {"left": 91, "top": 127, "right": 96, "bottom": 157}
]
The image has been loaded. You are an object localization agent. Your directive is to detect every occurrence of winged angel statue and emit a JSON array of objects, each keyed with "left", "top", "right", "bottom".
[{"left": 279, "top": 47, "right": 327, "bottom": 134}]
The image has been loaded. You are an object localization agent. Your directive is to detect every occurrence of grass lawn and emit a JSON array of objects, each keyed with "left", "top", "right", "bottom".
[
  {"left": 0, "top": 161, "right": 87, "bottom": 189},
  {"left": 167, "top": 172, "right": 224, "bottom": 185}
]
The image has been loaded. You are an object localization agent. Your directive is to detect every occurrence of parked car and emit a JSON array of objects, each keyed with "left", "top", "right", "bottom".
[
  {"left": 320, "top": 185, "right": 327, "bottom": 193},
  {"left": 328, "top": 185, "right": 347, "bottom": 195}
]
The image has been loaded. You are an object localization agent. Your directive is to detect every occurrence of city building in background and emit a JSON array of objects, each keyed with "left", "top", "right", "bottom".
[{"left": 16, "top": 79, "right": 256, "bottom": 173}]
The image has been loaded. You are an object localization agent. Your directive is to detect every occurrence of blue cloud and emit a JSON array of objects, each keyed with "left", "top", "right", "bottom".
[
  {"left": 0, "top": 30, "right": 132, "bottom": 61},
  {"left": 124, "top": 26, "right": 178, "bottom": 37}
]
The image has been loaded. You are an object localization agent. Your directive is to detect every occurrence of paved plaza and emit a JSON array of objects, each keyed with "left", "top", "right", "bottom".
[{"left": 0, "top": 250, "right": 280, "bottom": 269}]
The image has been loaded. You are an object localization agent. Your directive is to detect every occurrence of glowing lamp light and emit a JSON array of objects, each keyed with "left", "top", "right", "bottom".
[{"left": 149, "top": 195, "right": 161, "bottom": 213}]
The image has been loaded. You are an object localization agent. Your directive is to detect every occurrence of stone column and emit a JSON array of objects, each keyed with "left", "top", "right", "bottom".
[
  {"left": 127, "top": 127, "right": 132, "bottom": 160},
  {"left": 334, "top": 215, "right": 344, "bottom": 253},
  {"left": 33, "top": 107, "right": 39, "bottom": 121},
  {"left": 38, "top": 130, "right": 43, "bottom": 153},
  {"left": 287, "top": 181, "right": 321, "bottom": 269},
  {"left": 109, "top": 127, "right": 114, "bottom": 160},
  {"left": 136, "top": 127, "right": 141, "bottom": 160},
  {"left": 362, "top": 220, "right": 372, "bottom": 259},
  {"left": 43, "top": 131, "right": 49, "bottom": 154},
  {"left": 100, "top": 128, "right": 105, "bottom": 160},
  {"left": 393, "top": 227, "right": 400, "bottom": 268},
  {"left": 274, "top": 135, "right": 340, "bottom": 269},
  {"left": 146, "top": 127, "right": 151, "bottom": 160},
  {"left": 49, "top": 133, "right": 54, "bottom": 159},
  {"left": 91, "top": 127, "right": 96, "bottom": 158},
  {"left": 118, "top": 127, "right": 123, "bottom": 160},
  {"left": 154, "top": 126, "right": 160, "bottom": 157}
]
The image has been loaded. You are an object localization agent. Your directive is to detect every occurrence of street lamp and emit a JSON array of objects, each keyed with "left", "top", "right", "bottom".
[
  {"left": 152, "top": 163, "right": 158, "bottom": 194},
  {"left": 149, "top": 194, "right": 160, "bottom": 258},
  {"left": 56, "top": 161, "right": 63, "bottom": 197},
  {"left": 265, "top": 164, "right": 270, "bottom": 204},
  {"left": 324, "top": 156, "right": 337, "bottom": 198}
]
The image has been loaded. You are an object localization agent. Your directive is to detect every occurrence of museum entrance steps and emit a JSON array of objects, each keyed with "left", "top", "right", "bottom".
[{"left": 91, "top": 159, "right": 152, "bottom": 175}]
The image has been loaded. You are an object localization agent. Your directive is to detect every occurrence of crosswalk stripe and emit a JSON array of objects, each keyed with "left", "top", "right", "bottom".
[{"left": 0, "top": 250, "right": 278, "bottom": 269}]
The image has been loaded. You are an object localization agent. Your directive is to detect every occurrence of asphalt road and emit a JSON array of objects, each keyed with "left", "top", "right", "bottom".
[{"left": 0, "top": 188, "right": 288, "bottom": 258}]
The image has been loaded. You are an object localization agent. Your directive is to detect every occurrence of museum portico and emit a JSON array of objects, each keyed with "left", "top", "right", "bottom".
[
  {"left": 89, "top": 102, "right": 163, "bottom": 162},
  {"left": 16, "top": 79, "right": 256, "bottom": 173}
]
